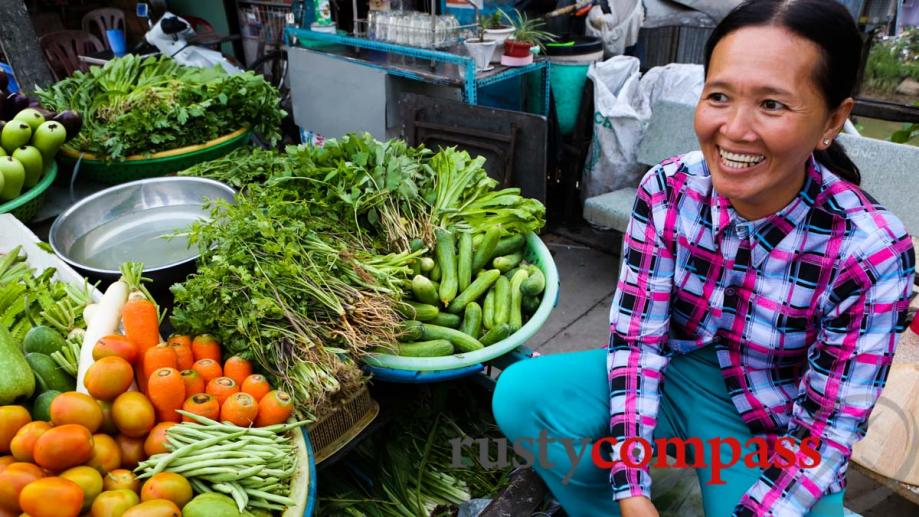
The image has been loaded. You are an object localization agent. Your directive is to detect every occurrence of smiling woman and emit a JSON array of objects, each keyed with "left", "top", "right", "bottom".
[
  {"left": 694, "top": 25, "right": 854, "bottom": 219},
  {"left": 491, "top": 2, "right": 917, "bottom": 517}
]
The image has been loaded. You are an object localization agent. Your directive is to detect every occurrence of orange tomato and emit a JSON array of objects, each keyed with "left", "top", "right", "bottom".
[
  {"left": 220, "top": 392, "right": 258, "bottom": 427},
  {"left": 178, "top": 370, "right": 204, "bottom": 397},
  {"left": 139, "top": 473, "right": 192, "bottom": 509},
  {"left": 50, "top": 392, "right": 103, "bottom": 433},
  {"left": 97, "top": 400, "right": 119, "bottom": 436},
  {"left": 222, "top": 356, "right": 253, "bottom": 387},
  {"left": 121, "top": 499, "right": 181, "bottom": 517},
  {"left": 0, "top": 456, "right": 15, "bottom": 473},
  {"left": 240, "top": 374, "right": 271, "bottom": 401},
  {"left": 181, "top": 394, "right": 220, "bottom": 423},
  {"left": 91, "top": 489, "right": 139, "bottom": 517},
  {"left": 87, "top": 434, "right": 122, "bottom": 475},
  {"left": 190, "top": 359, "right": 221, "bottom": 383},
  {"left": 59, "top": 466, "right": 103, "bottom": 512},
  {"left": 32, "top": 424, "right": 94, "bottom": 472},
  {"left": 0, "top": 463, "right": 44, "bottom": 512},
  {"left": 190, "top": 334, "right": 221, "bottom": 363},
  {"left": 114, "top": 436, "right": 146, "bottom": 470},
  {"left": 19, "top": 477, "right": 84, "bottom": 517},
  {"left": 103, "top": 470, "right": 139, "bottom": 493},
  {"left": 9, "top": 421, "right": 51, "bottom": 462},
  {"left": 205, "top": 377, "right": 238, "bottom": 407},
  {"left": 143, "top": 423, "right": 176, "bottom": 457},
  {"left": 255, "top": 390, "right": 294, "bottom": 427},
  {"left": 111, "top": 392, "right": 155, "bottom": 438},
  {"left": 0, "top": 406, "right": 30, "bottom": 454},
  {"left": 84, "top": 357, "right": 135, "bottom": 401},
  {"left": 92, "top": 335, "right": 138, "bottom": 365}
]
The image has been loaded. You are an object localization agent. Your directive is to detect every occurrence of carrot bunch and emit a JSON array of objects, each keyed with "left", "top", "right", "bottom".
[
  {"left": 160, "top": 335, "right": 295, "bottom": 427},
  {"left": 119, "top": 267, "right": 161, "bottom": 393}
]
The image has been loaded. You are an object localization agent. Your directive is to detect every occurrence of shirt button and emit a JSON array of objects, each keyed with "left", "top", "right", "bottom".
[{"left": 725, "top": 287, "right": 737, "bottom": 296}]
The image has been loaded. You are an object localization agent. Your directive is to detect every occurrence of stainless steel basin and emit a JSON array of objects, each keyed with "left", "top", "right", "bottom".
[{"left": 49, "top": 177, "right": 235, "bottom": 286}]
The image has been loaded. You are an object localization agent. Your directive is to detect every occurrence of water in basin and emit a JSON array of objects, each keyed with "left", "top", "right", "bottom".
[{"left": 68, "top": 205, "right": 206, "bottom": 270}]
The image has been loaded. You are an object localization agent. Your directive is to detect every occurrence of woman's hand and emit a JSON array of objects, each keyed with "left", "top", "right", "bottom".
[{"left": 619, "top": 496, "right": 660, "bottom": 517}]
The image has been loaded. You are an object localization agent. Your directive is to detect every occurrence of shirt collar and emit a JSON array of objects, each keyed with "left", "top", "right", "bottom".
[{"left": 710, "top": 155, "right": 823, "bottom": 268}]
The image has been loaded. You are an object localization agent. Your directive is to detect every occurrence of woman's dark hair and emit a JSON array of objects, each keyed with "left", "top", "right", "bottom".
[{"left": 703, "top": 0, "right": 862, "bottom": 185}]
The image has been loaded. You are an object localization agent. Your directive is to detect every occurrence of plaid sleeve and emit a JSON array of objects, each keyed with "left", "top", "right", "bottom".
[
  {"left": 608, "top": 166, "right": 676, "bottom": 500},
  {"left": 734, "top": 228, "right": 916, "bottom": 516}
]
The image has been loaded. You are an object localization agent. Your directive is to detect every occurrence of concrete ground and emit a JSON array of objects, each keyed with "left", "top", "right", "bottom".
[{"left": 528, "top": 228, "right": 917, "bottom": 516}]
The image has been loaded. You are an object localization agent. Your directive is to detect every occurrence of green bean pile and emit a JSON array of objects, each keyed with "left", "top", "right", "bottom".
[{"left": 135, "top": 411, "right": 307, "bottom": 513}]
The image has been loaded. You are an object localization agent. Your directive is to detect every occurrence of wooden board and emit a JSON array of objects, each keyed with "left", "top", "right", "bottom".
[{"left": 851, "top": 364, "right": 919, "bottom": 485}]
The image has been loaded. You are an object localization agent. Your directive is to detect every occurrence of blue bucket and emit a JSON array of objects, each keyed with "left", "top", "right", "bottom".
[{"left": 0, "top": 62, "right": 20, "bottom": 93}]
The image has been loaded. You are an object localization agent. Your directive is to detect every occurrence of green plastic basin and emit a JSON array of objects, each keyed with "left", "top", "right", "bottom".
[
  {"left": 0, "top": 161, "right": 58, "bottom": 223},
  {"left": 364, "top": 232, "right": 559, "bottom": 371}
]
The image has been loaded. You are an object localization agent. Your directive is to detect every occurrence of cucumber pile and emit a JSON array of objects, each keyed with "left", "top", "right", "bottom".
[{"left": 395, "top": 228, "right": 546, "bottom": 357}]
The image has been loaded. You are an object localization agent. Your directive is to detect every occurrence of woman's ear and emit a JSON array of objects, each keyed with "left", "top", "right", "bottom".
[{"left": 820, "top": 97, "right": 855, "bottom": 149}]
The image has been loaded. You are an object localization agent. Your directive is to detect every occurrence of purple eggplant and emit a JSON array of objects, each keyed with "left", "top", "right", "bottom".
[
  {"left": 4, "top": 92, "right": 29, "bottom": 120},
  {"left": 35, "top": 108, "right": 56, "bottom": 121},
  {"left": 0, "top": 70, "right": 7, "bottom": 93},
  {"left": 27, "top": 98, "right": 40, "bottom": 109},
  {"left": 52, "top": 110, "right": 82, "bottom": 141}
]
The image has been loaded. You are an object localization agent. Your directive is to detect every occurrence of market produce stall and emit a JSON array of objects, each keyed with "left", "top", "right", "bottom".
[
  {"left": 0, "top": 22, "right": 560, "bottom": 509},
  {"left": 1, "top": 120, "right": 556, "bottom": 516}
]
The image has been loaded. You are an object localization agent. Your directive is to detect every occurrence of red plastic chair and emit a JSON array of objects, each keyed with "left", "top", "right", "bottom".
[
  {"left": 39, "top": 30, "right": 105, "bottom": 80},
  {"left": 81, "top": 8, "right": 126, "bottom": 50}
]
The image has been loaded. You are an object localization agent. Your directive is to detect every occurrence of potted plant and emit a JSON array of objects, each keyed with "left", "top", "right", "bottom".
[
  {"left": 479, "top": 10, "right": 514, "bottom": 63},
  {"left": 464, "top": 12, "right": 497, "bottom": 72},
  {"left": 502, "top": 9, "right": 556, "bottom": 60}
]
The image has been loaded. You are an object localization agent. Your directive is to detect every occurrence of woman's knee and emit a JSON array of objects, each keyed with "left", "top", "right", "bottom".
[{"left": 492, "top": 359, "right": 544, "bottom": 438}]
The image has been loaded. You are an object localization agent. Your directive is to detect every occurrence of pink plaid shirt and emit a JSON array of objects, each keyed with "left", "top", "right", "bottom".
[{"left": 608, "top": 151, "right": 915, "bottom": 516}]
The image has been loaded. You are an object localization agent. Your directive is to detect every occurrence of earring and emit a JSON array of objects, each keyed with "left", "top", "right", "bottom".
[{"left": 823, "top": 138, "right": 831, "bottom": 146}]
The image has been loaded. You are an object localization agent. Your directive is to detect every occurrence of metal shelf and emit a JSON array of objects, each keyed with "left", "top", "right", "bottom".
[{"left": 285, "top": 26, "right": 550, "bottom": 113}]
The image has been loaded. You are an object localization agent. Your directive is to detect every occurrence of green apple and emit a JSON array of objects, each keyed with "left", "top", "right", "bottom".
[
  {"left": 13, "top": 108, "right": 45, "bottom": 132},
  {"left": 0, "top": 146, "right": 6, "bottom": 157},
  {"left": 0, "top": 156, "right": 25, "bottom": 201},
  {"left": 31, "top": 121, "right": 66, "bottom": 159},
  {"left": 1, "top": 121, "right": 31, "bottom": 154},
  {"left": 13, "top": 146, "right": 43, "bottom": 188}
]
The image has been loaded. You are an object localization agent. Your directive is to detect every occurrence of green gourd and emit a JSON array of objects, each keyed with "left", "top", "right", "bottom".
[{"left": 0, "top": 326, "right": 36, "bottom": 404}]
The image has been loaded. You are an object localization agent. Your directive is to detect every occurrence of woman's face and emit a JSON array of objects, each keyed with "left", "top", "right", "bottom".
[{"left": 694, "top": 25, "right": 852, "bottom": 220}]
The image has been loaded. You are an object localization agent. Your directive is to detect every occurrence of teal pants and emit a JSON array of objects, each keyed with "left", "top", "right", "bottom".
[{"left": 491, "top": 346, "right": 845, "bottom": 516}]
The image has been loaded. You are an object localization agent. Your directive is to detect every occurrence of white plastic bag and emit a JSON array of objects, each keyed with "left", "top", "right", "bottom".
[
  {"left": 585, "top": 0, "right": 644, "bottom": 57},
  {"left": 581, "top": 57, "right": 704, "bottom": 200},
  {"left": 581, "top": 56, "right": 645, "bottom": 201}
]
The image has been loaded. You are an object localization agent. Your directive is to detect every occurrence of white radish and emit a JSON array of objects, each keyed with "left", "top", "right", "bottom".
[
  {"left": 75, "top": 279, "right": 129, "bottom": 394},
  {"left": 82, "top": 303, "right": 98, "bottom": 326}
]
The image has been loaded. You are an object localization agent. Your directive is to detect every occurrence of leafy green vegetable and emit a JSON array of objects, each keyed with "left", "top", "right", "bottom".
[
  {"left": 429, "top": 148, "right": 545, "bottom": 236},
  {"left": 316, "top": 384, "right": 512, "bottom": 516},
  {"left": 36, "top": 55, "right": 284, "bottom": 159}
]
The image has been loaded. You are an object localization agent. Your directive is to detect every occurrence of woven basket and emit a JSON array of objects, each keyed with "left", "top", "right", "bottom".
[
  {"left": 0, "top": 161, "right": 58, "bottom": 223},
  {"left": 307, "top": 386, "right": 379, "bottom": 464},
  {"left": 58, "top": 128, "right": 251, "bottom": 185}
]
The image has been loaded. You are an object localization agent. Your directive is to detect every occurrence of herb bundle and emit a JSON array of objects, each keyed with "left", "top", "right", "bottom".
[{"left": 36, "top": 55, "right": 285, "bottom": 159}]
